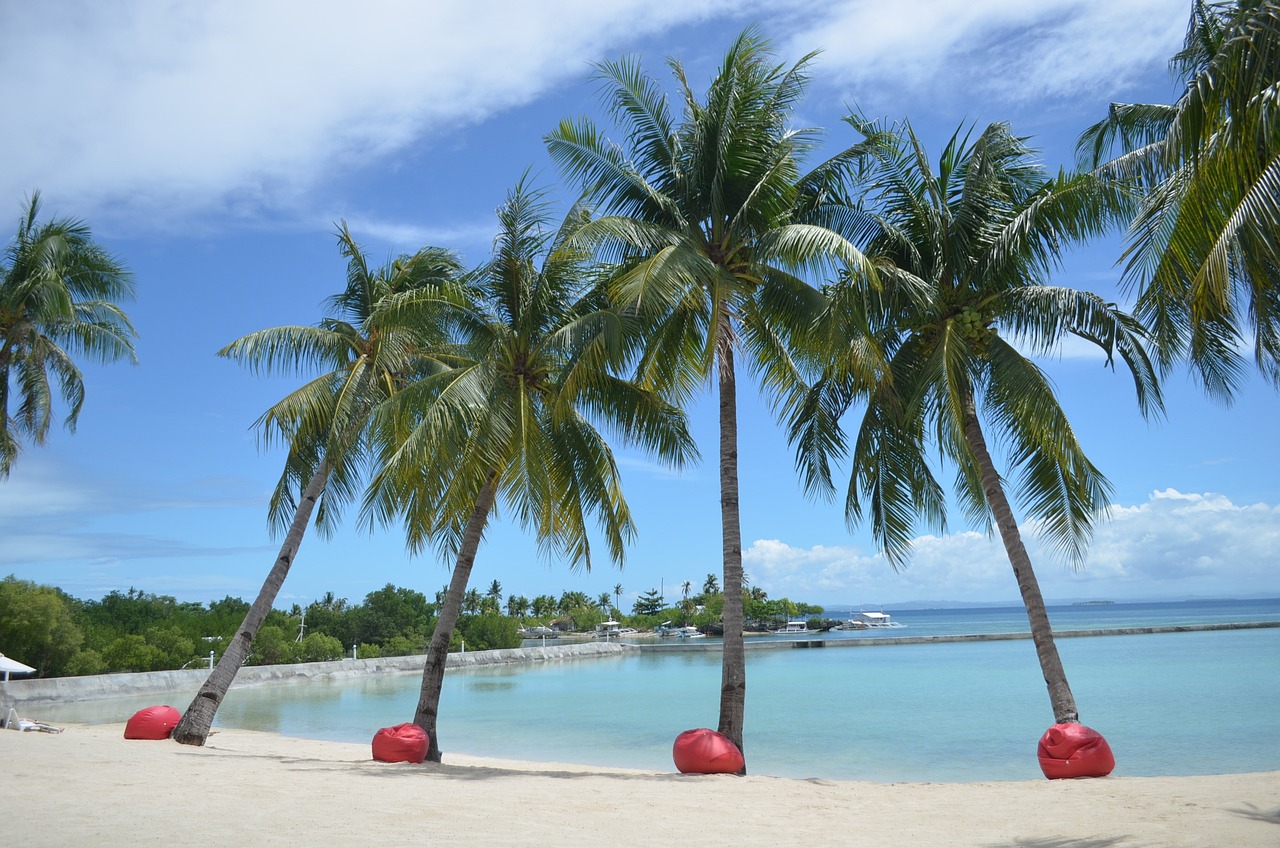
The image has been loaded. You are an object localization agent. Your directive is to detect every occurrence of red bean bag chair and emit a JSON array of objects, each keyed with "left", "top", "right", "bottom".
[
  {"left": 124, "top": 705, "right": 181, "bottom": 740},
  {"left": 672, "top": 728, "right": 744, "bottom": 775},
  {"left": 372, "top": 723, "right": 430, "bottom": 763},
  {"left": 1037, "top": 722, "right": 1115, "bottom": 779}
]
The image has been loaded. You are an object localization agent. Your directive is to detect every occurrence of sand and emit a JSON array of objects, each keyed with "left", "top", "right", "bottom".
[{"left": 2, "top": 723, "right": 1276, "bottom": 847}]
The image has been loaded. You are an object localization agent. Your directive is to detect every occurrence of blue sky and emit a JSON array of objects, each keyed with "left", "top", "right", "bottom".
[{"left": 3, "top": 0, "right": 1278, "bottom": 611}]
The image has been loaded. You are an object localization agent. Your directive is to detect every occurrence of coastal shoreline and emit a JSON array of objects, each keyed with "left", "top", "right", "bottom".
[
  {"left": 2, "top": 722, "right": 1276, "bottom": 846},
  {"left": 5, "top": 620, "right": 1276, "bottom": 707}
]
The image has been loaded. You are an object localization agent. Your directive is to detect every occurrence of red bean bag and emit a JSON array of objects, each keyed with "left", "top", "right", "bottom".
[
  {"left": 372, "top": 723, "right": 430, "bottom": 763},
  {"left": 1037, "top": 722, "right": 1115, "bottom": 779},
  {"left": 672, "top": 728, "right": 744, "bottom": 775},
  {"left": 124, "top": 705, "right": 181, "bottom": 740}
]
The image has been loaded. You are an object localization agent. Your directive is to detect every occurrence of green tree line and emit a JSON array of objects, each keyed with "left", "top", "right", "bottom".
[{"left": 0, "top": 574, "right": 828, "bottom": 678}]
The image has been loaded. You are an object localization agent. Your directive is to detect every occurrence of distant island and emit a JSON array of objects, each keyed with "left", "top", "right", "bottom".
[{"left": 1072, "top": 600, "right": 1116, "bottom": 606}]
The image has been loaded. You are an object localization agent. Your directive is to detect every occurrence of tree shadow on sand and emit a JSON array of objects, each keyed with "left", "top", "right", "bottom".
[
  {"left": 1228, "top": 803, "right": 1280, "bottom": 825},
  {"left": 988, "top": 838, "right": 1134, "bottom": 848}
]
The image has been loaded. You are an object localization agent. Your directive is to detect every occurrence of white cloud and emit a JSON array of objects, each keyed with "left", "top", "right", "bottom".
[
  {"left": 2, "top": 0, "right": 1187, "bottom": 234},
  {"left": 746, "top": 489, "right": 1280, "bottom": 604},
  {"left": 1, "top": 0, "right": 749, "bottom": 228},
  {"left": 790, "top": 0, "right": 1187, "bottom": 108}
]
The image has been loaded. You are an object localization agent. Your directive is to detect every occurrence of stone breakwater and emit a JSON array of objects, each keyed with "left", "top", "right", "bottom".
[
  {"left": 640, "top": 619, "right": 1280, "bottom": 652},
  {"left": 0, "top": 641, "right": 631, "bottom": 707}
]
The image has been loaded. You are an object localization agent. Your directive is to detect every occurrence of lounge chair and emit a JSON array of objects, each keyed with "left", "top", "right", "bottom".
[{"left": 3, "top": 708, "right": 62, "bottom": 733}]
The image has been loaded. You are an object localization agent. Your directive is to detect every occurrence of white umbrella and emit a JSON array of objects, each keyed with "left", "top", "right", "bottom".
[{"left": 0, "top": 652, "right": 36, "bottom": 682}]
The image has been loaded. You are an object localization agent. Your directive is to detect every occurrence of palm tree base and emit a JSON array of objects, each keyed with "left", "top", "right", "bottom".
[
  {"left": 672, "top": 727, "right": 744, "bottom": 775},
  {"left": 1036, "top": 722, "right": 1115, "bottom": 779}
]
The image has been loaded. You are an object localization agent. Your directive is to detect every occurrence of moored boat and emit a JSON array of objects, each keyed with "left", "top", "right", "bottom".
[{"left": 857, "top": 610, "right": 904, "bottom": 628}]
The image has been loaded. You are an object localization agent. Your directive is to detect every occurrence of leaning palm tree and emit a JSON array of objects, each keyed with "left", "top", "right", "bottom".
[
  {"left": 362, "top": 180, "right": 695, "bottom": 762},
  {"left": 171, "top": 226, "right": 461, "bottom": 745},
  {"left": 1078, "top": 0, "right": 1280, "bottom": 396},
  {"left": 789, "top": 117, "right": 1162, "bottom": 735},
  {"left": 545, "top": 29, "right": 868, "bottom": 768},
  {"left": 0, "top": 192, "right": 136, "bottom": 478}
]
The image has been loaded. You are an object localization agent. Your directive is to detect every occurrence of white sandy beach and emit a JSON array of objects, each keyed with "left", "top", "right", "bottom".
[{"left": 2, "top": 723, "right": 1276, "bottom": 847}]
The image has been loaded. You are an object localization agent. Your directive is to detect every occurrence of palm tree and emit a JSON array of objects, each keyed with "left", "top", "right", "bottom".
[
  {"left": 789, "top": 117, "right": 1162, "bottom": 733},
  {"left": 171, "top": 225, "right": 461, "bottom": 745},
  {"left": 558, "top": 590, "right": 593, "bottom": 614},
  {"left": 613, "top": 582, "right": 624, "bottom": 612},
  {"left": 703, "top": 573, "right": 720, "bottom": 595},
  {"left": 545, "top": 29, "right": 868, "bottom": 768},
  {"left": 0, "top": 192, "right": 136, "bottom": 478},
  {"left": 1077, "top": 0, "right": 1280, "bottom": 395},
  {"left": 362, "top": 180, "right": 695, "bottom": 762},
  {"left": 530, "top": 594, "right": 557, "bottom": 619}
]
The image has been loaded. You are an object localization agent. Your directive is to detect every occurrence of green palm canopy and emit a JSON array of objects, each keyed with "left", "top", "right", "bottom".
[
  {"left": 0, "top": 192, "right": 136, "bottom": 478},
  {"left": 361, "top": 180, "right": 696, "bottom": 762},
  {"left": 1078, "top": 0, "right": 1280, "bottom": 397},
  {"left": 172, "top": 225, "right": 462, "bottom": 746},
  {"left": 790, "top": 117, "right": 1162, "bottom": 728},
  {"left": 545, "top": 28, "right": 869, "bottom": 768}
]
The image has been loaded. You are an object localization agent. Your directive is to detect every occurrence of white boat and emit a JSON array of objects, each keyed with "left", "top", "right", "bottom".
[
  {"left": 773, "top": 620, "right": 809, "bottom": 634},
  {"left": 857, "top": 610, "right": 904, "bottom": 628},
  {"left": 655, "top": 622, "right": 704, "bottom": 638},
  {"left": 594, "top": 620, "right": 622, "bottom": 639}
]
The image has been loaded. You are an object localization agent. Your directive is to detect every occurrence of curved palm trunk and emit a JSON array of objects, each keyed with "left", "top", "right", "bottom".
[
  {"left": 414, "top": 473, "right": 498, "bottom": 763},
  {"left": 960, "top": 389, "right": 1079, "bottom": 724},
  {"left": 715, "top": 338, "right": 747, "bottom": 772},
  {"left": 172, "top": 463, "right": 330, "bottom": 746}
]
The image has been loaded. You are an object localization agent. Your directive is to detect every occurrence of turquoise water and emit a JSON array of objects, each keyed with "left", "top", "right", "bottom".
[{"left": 38, "top": 600, "right": 1280, "bottom": 782}]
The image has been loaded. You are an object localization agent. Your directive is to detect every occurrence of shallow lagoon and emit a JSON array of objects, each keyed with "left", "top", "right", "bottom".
[{"left": 42, "top": 622, "right": 1280, "bottom": 782}]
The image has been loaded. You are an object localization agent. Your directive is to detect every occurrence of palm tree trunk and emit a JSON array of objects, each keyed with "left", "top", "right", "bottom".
[
  {"left": 960, "top": 388, "right": 1080, "bottom": 724},
  {"left": 414, "top": 473, "right": 498, "bottom": 763},
  {"left": 715, "top": 337, "right": 747, "bottom": 772},
  {"left": 172, "top": 463, "right": 330, "bottom": 746}
]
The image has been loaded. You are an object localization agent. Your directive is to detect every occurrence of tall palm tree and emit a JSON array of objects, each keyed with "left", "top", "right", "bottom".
[
  {"left": 1078, "top": 0, "right": 1280, "bottom": 396},
  {"left": 613, "top": 582, "right": 624, "bottom": 611},
  {"left": 0, "top": 192, "right": 136, "bottom": 478},
  {"left": 545, "top": 29, "right": 868, "bottom": 769},
  {"left": 362, "top": 180, "right": 695, "bottom": 762},
  {"left": 171, "top": 226, "right": 461, "bottom": 745},
  {"left": 790, "top": 118, "right": 1162, "bottom": 732}
]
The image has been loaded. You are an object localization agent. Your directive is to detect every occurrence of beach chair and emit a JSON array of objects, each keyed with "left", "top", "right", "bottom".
[{"left": 3, "top": 707, "right": 63, "bottom": 733}]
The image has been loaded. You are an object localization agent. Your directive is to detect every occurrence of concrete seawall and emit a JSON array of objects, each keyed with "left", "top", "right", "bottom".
[{"left": 1, "top": 641, "right": 632, "bottom": 707}]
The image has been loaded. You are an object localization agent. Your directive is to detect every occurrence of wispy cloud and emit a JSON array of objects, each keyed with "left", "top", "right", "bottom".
[
  {"left": 0, "top": 459, "right": 269, "bottom": 567},
  {"left": 791, "top": 0, "right": 1187, "bottom": 111}
]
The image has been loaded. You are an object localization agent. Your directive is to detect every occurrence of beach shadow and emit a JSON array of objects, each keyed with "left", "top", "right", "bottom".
[
  {"left": 1002, "top": 840, "right": 1132, "bottom": 848},
  {"left": 1228, "top": 803, "right": 1280, "bottom": 825},
  {"left": 363, "top": 762, "right": 691, "bottom": 784}
]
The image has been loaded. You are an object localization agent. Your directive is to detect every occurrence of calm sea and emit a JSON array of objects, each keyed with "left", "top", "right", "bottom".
[{"left": 39, "top": 599, "right": 1280, "bottom": 782}]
